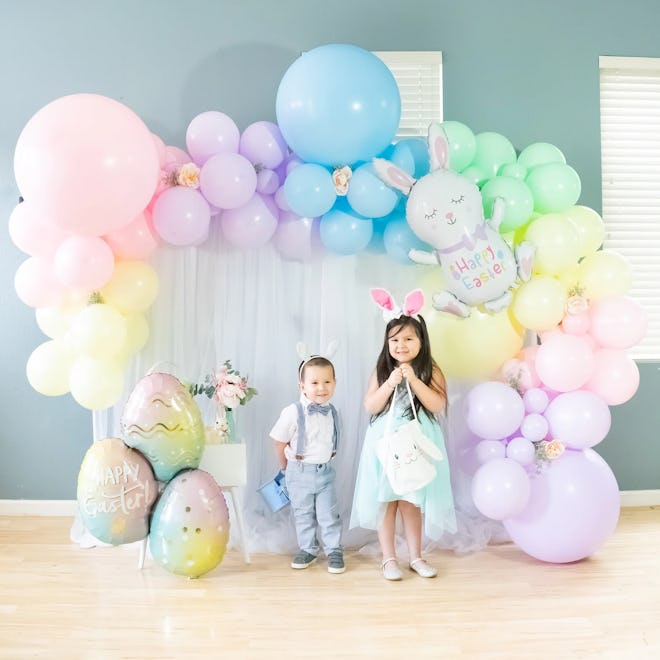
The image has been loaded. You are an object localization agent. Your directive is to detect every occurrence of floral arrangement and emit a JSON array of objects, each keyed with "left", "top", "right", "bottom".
[{"left": 189, "top": 361, "right": 257, "bottom": 443}]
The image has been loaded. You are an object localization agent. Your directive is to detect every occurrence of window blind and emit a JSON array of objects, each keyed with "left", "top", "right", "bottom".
[
  {"left": 599, "top": 56, "right": 660, "bottom": 360},
  {"left": 374, "top": 51, "right": 443, "bottom": 138}
]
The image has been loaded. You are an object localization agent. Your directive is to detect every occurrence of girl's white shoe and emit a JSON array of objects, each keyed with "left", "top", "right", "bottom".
[
  {"left": 409, "top": 558, "right": 438, "bottom": 578},
  {"left": 381, "top": 557, "right": 403, "bottom": 581}
]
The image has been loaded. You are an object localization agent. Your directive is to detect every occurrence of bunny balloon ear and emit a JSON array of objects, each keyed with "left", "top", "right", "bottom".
[
  {"left": 296, "top": 341, "right": 308, "bottom": 360},
  {"left": 403, "top": 289, "right": 424, "bottom": 316},
  {"left": 324, "top": 340, "right": 339, "bottom": 360}
]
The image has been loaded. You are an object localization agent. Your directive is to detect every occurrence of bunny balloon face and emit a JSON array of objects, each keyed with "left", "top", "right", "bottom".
[{"left": 374, "top": 124, "right": 533, "bottom": 317}]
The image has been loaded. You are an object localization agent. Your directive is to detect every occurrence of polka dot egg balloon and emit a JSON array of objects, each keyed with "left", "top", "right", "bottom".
[{"left": 148, "top": 469, "right": 230, "bottom": 578}]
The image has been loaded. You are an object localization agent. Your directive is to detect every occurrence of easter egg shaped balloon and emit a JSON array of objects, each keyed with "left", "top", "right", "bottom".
[
  {"left": 77, "top": 437, "right": 157, "bottom": 545},
  {"left": 149, "top": 469, "right": 230, "bottom": 578},
  {"left": 121, "top": 372, "right": 205, "bottom": 481}
]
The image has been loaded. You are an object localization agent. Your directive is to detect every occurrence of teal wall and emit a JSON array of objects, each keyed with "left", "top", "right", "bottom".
[{"left": 1, "top": 0, "right": 659, "bottom": 498}]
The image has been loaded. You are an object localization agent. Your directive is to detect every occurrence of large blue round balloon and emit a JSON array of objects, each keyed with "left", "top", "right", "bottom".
[{"left": 276, "top": 44, "right": 401, "bottom": 166}]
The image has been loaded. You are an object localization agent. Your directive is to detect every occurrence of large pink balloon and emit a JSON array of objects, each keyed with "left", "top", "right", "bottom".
[
  {"left": 544, "top": 390, "right": 611, "bottom": 449},
  {"left": 535, "top": 333, "right": 595, "bottom": 392},
  {"left": 503, "top": 449, "right": 620, "bottom": 563},
  {"left": 585, "top": 348, "right": 640, "bottom": 405},
  {"left": 589, "top": 295, "right": 647, "bottom": 349},
  {"left": 14, "top": 94, "right": 160, "bottom": 236}
]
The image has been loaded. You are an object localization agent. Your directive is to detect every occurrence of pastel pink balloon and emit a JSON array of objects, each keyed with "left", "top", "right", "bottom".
[
  {"left": 220, "top": 193, "right": 278, "bottom": 248},
  {"left": 151, "top": 133, "right": 167, "bottom": 167},
  {"left": 199, "top": 152, "right": 257, "bottom": 209},
  {"left": 589, "top": 295, "right": 647, "bottom": 349},
  {"left": 503, "top": 449, "right": 619, "bottom": 563},
  {"left": 14, "top": 257, "right": 67, "bottom": 308},
  {"left": 535, "top": 334, "right": 595, "bottom": 392},
  {"left": 163, "top": 145, "right": 191, "bottom": 166},
  {"left": 152, "top": 187, "right": 211, "bottom": 246},
  {"left": 8, "top": 201, "right": 69, "bottom": 257},
  {"left": 186, "top": 111, "right": 239, "bottom": 165},
  {"left": 561, "top": 311, "right": 591, "bottom": 335},
  {"left": 104, "top": 211, "right": 158, "bottom": 260},
  {"left": 585, "top": 348, "right": 640, "bottom": 405},
  {"left": 54, "top": 236, "right": 115, "bottom": 289},
  {"left": 14, "top": 94, "right": 160, "bottom": 236}
]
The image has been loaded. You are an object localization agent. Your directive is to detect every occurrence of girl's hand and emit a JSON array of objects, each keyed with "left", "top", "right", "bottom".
[
  {"left": 386, "top": 367, "right": 403, "bottom": 389},
  {"left": 399, "top": 363, "right": 416, "bottom": 382}
]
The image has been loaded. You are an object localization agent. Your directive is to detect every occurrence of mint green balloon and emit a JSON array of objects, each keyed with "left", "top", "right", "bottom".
[
  {"left": 481, "top": 176, "right": 534, "bottom": 232},
  {"left": 518, "top": 142, "right": 566, "bottom": 170},
  {"left": 440, "top": 120, "right": 476, "bottom": 172},
  {"left": 526, "top": 163, "right": 581, "bottom": 214},
  {"left": 461, "top": 164, "right": 488, "bottom": 188},
  {"left": 472, "top": 132, "right": 516, "bottom": 179},
  {"left": 498, "top": 163, "right": 528, "bottom": 180}
]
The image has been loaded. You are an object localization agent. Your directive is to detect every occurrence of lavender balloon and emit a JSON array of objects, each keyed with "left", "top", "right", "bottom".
[
  {"left": 186, "top": 111, "right": 239, "bottom": 166},
  {"left": 199, "top": 152, "right": 257, "bottom": 210},
  {"left": 520, "top": 412, "right": 549, "bottom": 442},
  {"left": 503, "top": 449, "right": 620, "bottom": 563},
  {"left": 475, "top": 439, "right": 506, "bottom": 464},
  {"left": 220, "top": 192, "right": 278, "bottom": 248},
  {"left": 522, "top": 387, "right": 549, "bottom": 414},
  {"left": 471, "top": 457, "right": 531, "bottom": 520},
  {"left": 239, "top": 121, "right": 288, "bottom": 169},
  {"left": 466, "top": 381, "right": 525, "bottom": 441},
  {"left": 544, "top": 390, "right": 611, "bottom": 449},
  {"left": 506, "top": 437, "right": 536, "bottom": 466},
  {"left": 152, "top": 187, "right": 210, "bottom": 247}
]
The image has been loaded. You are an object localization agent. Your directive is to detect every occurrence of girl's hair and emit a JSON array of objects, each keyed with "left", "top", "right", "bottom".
[
  {"left": 374, "top": 315, "right": 445, "bottom": 418},
  {"left": 298, "top": 356, "right": 335, "bottom": 381}
]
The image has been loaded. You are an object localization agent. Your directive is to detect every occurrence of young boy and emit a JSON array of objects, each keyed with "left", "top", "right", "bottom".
[{"left": 270, "top": 356, "right": 344, "bottom": 574}]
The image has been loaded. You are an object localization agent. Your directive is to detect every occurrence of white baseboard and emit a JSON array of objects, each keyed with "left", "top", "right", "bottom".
[{"left": 1, "top": 491, "right": 658, "bottom": 516}]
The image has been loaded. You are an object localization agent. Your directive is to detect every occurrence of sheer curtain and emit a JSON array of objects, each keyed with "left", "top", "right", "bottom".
[{"left": 91, "top": 220, "right": 504, "bottom": 555}]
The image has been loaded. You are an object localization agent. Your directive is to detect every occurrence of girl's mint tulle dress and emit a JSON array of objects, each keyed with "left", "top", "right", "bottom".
[{"left": 350, "top": 390, "right": 457, "bottom": 541}]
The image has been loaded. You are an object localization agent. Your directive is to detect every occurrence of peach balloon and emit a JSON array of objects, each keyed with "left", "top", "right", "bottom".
[
  {"left": 585, "top": 348, "right": 640, "bottom": 405},
  {"left": 104, "top": 211, "right": 158, "bottom": 260}
]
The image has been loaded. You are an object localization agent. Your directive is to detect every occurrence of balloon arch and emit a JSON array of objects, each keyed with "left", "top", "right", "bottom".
[{"left": 9, "top": 44, "right": 646, "bottom": 575}]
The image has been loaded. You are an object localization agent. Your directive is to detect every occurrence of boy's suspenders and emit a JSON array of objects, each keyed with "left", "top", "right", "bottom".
[{"left": 294, "top": 402, "right": 339, "bottom": 460}]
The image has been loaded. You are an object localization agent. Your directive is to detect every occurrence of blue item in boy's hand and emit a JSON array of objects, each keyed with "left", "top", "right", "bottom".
[{"left": 258, "top": 470, "right": 290, "bottom": 512}]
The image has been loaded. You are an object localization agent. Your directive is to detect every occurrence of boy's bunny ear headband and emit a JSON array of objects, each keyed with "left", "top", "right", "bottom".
[
  {"left": 296, "top": 340, "right": 339, "bottom": 378},
  {"left": 370, "top": 288, "right": 424, "bottom": 322}
]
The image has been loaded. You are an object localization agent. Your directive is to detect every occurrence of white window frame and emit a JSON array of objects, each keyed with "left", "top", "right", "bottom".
[
  {"left": 374, "top": 51, "right": 443, "bottom": 138},
  {"left": 599, "top": 55, "right": 660, "bottom": 360}
]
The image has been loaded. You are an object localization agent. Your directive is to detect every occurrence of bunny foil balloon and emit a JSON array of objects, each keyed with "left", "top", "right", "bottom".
[{"left": 374, "top": 123, "right": 534, "bottom": 317}]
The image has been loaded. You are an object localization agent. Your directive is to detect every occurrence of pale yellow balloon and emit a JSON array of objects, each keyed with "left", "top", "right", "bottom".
[
  {"left": 512, "top": 275, "right": 568, "bottom": 331},
  {"left": 557, "top": 263, "right": 581, "bottom": 293},
  {"left": 69, "top": 355, "right": 125, "bottom": 410},
  {"left": 425, "top": 307, "right": 523, "bottom": 380},
  {"left": 35, "top": 299, "right": 83, "bottom": 340},
  {"left": 101, "top": 260, "right": 159, "bottom": 314},
  {"left": 578, "top": 250, "right": 632, "bottom": 300},
  {"left": 524, "top": 213, "right": 581, "bottom": 276},
  {"left": 564, "top": 205, "right": 605, "bottom": 257},
  {"left": 113, "top": 313, "right": 150, "bottom": 365},
  {"left": 26, "top": 339, "right": 75, "bottom": 396},
  {"left": 68, "top": 303, "right": 127, "bottom": 359}
]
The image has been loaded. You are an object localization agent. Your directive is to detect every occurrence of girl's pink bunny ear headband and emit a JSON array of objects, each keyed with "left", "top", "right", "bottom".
[{"left": 370, "top": 288, "right": 425, "bottom": 322}]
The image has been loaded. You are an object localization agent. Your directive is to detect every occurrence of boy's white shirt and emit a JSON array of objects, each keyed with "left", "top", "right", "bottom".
[{"left": 269, "top": 394, "right": 336, "bottom": 464}]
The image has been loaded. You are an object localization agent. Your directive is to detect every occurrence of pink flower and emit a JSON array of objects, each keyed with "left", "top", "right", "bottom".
[
  {"left": 544, "top": 439, "right": 565, "bottom": 460},
  {"left": 177, "top": 162, "right": 201, "bottom": 188},
  {"left": 332, "top": 166, "right": 352, "bottom": 196},
  {"left": 566, "top": 294, "right": 589, "bottom": 315}
]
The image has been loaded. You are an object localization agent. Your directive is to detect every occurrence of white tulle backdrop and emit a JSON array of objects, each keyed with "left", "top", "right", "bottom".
[{"left": 90, "top": 220, "right": 505, "bottom": 556}]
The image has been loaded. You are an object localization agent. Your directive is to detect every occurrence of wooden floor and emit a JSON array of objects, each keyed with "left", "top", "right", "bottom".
[{"left": 1, "top": 507, "right": 659, "bottom": 659}]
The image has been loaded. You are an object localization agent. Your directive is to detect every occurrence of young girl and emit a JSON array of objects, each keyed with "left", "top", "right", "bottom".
[{"left": 350, "top": 288, "right": 456, "bottom": 580}]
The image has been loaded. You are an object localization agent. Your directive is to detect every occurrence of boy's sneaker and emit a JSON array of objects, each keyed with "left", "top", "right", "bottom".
[
  {"left": 327, "top": 549, "right": 345, "bottom": 574},
  {"left": 291, "top": 550, "right": 317, "bottom": 569}
]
